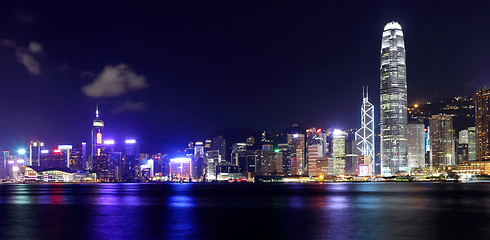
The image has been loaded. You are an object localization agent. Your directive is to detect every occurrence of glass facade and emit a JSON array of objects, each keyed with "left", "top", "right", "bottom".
[
  {"left": 380, "top": 21, "right": 408, "bottom": 176},
  {"left": 355, "top": 87, "right": 375, "bottom": 175}
]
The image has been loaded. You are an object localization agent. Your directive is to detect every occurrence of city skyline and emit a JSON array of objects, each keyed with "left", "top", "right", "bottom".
[{"left": 1, "top": 1, "right": 490, "bottom": 153}]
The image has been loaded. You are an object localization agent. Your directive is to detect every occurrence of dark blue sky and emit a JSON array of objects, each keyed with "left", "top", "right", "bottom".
[{"left": 0, "top": 0, "right": 489, "bottom": 153}]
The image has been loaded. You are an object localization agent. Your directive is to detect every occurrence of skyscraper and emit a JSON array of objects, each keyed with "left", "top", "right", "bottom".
[
  {"left": 355, "top": 87, "right": 375, "bottom": 175},
  {"left": 407, "top": 123, "right": 425, "bottom": 169},
  {"left": 332, "top": 129, "right": 347, "bottom": 176},
  {"left": 429, "top": 114, "right": 456, "bottom": 168},
  {"left": 476, "top": 87, "right": 490, "bottom": 161},
  {"left": 91, "top": 105, "right": 104, "bottom": 170},
  {"left": 380, "top": 21, "right": 408, "bottom": 176}
]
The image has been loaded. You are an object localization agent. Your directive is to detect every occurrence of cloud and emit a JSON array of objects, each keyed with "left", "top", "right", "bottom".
[
  {"left": 16, "top": 49, "right": 41, "bottom": 75},
  {"left": 82, "top": 64, "right": 148, "bottom": 97},
  {"left": 80, "top": 70, "right": 96, "bottom": 78},
  {"left": 2, "top": 39, "right": 42, "bottom": 75},
  {"left": 28, "top": 41, "right": 44, "bottom": 54},
  {"left": 2, "top": 39, "right": 16, "bottom": 48},
  {"left": 16, "top": 12, "right": 35, "bottom": 24},
  {"left": 113, "top": 100, "right": 147, "bottom": 113}
]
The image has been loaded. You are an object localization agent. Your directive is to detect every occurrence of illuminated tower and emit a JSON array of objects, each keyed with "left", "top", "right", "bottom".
[
  {"left": 355, "top": 87, "right": 375, "bottom": 175},
  {"left": 91, "top": 105, "right": 104, "bottom": 169},
  {"left": 429, "top": 114, "right": 455, "bottom": 167},
  {"left": 380, "top": 21, "right": 408, "bottom": 176},
  {"left": 332, "top": 129, "right": 347, "bottom": 176},
  {"left": 476, "top": 87, "right": 490, "bottom": 160}
]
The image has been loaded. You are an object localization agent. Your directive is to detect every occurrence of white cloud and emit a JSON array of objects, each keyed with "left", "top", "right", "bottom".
[
  {"left": 2, "top": 39, "right": 42, "bottom": 75},
  {"left": 16, "top": 49, "right": 41, "bottom": 75},
  {"left": 2, "top": 39, "right": 16, "bottom": 48},
  {"left": 113, "top": 100, "right": 147, "bottom": 113},
  {"left": 82, "top": 64, "right": 148, "bottom": 97},
  {"left": 28, "top": 41, "right": 43, "bottom": 54}
]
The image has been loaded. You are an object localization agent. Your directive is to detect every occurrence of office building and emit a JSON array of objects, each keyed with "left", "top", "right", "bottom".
[
  {"left": 476, "top": 87, "right": 490, "bottom": 160},
  {"left": 355, "top": 87, "right": 375, "bottom": 174},
  {"left": 332, "top": 129, "right": 347, "bottom": 175},
  {"left": 407, "top": 123, "right": 426, "bottom": 169},
  {"left": 380, "top": 21, "right": 408, "bottom": 176},
  {"left": 91, "top": 105, "right": 104, "bottom": 169},
  {"left": 429, "top": 114, "right": 456, "bottom": 167}
]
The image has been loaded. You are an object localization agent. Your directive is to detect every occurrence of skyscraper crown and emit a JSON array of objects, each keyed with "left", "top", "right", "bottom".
[{"left": 383, "top": 21, "right": 402, "bottom": 31}]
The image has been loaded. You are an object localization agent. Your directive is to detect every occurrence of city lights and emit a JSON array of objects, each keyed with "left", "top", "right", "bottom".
[
  {"left": 17, "top": 149, "right": 26, "bottom": 155},
  {"left": 125, "top": 139, "right": 136, "bottom": 144},
  {"left": 103, "top": 140, "right": 115, "bottom": 145},
  {"left": 170, "top": 157, "right": 192, "bottom": 163}
]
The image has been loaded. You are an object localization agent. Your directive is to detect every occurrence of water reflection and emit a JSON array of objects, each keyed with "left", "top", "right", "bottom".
[{"left": 0, "top": 183, "right": 490, "bottom": 240}]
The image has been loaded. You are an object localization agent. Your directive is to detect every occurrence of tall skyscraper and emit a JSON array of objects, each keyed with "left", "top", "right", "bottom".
[
  {"left": 458, "top": 127, "right": 477, "bottom": 163},
  {"left": 332, "top": 129, "right": 347, "bottom": 176},
  {"left": 407, "top": 123, "right": 425, "bottom": 169},
  {"left": 29, "top": 141, "right": 44, "bottom": 166},
  {"left": 355, "top": 87, "right": 375, "bottom": 174},
  {"left": 476, "top": 87, "right": 490, "bottom": 161},
  {"left": 380, "top": 21, "right": 408, "bottom": 176},
  {"left": 91, "top": 105, "right": 104, "bottom": 170},
  {"left": 429, "top": 114, "right": 456, "bottom": 168}
]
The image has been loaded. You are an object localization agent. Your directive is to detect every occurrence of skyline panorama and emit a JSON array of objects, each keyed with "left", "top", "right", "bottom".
[{"left": 1, "top": 1, "right": 489, "bottom": 153}]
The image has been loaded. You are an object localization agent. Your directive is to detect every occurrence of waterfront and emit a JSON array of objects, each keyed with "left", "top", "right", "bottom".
[{"left": 0, "top": 183, "right": 490, "bottom": 239}]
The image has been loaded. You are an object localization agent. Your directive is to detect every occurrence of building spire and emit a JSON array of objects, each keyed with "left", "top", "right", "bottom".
[{"left": 96, "top": 104, "right": 99, "bottom": 118}]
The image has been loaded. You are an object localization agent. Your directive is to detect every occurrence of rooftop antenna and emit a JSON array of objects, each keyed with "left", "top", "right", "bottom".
[{"left": 96, "top": 104, "right": 99, "bottom": 118}]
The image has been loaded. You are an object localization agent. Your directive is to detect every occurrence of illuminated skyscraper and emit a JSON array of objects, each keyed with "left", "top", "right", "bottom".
[
  {"left": 29, "top": 141, "right": 44, "bottom": 166},
  {"left": 407, "top": 123, "right": 425, "bottom": 169},
  {"left": 476, "top": 87, "right": 490, "bottom": 160},
  {"left": 91, "top": 105, "right": 104, "bottom": 169},
  {"left": 332, "top": 129, "right": 347, "bottom": 175},
  {"left": 380, "top": 21, "right": 408, "bottom": 176},
  {"left": 429, "top": 114, "right": 455, "bottom": 167},
  {"left": 355, "top": 87, "right": 375, "bottom": 174}
]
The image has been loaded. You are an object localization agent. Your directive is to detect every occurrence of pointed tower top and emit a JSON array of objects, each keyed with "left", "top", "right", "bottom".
[{"left": 96, "top": 104, "right": 99, "bottom": 118}]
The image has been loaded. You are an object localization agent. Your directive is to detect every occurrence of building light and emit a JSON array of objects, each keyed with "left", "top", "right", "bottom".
[
  {"left": 125, "top": 139, "right": 136, "bottom": 144},
  {"left": 170, "top": 157, "right": 192, "bottom": 163},
  {"left": 17, "top": 149, "right": 26, "bottom": 155},
  {"left": 41, "top": 150, "right": 49, "bottom": 154},
  {"left": 103, "top": 140, "right": 115, "bottom": 145},
  {"left": 58, "top": 145, "right": 73, "bottom": 150},
  {"left": 97, "top": 133, "right": 102, "bottom": 144},
  {"left": 53, "top": 149, "right": 61, "bottom": 153}
]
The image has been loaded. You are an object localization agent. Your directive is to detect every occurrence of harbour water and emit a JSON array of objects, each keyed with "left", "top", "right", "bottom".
[{"left": 0, "top": 182, "right": 489, "bottom": 239}]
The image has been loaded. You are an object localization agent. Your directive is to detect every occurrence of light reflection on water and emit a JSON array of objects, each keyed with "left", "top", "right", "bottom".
[{"left": 0, "top": 183, "right": 490, "bottom": 239}]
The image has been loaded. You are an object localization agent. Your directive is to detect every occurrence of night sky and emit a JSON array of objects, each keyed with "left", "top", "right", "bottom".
[{"left": 1, "top": 0, "right": 489, "bottom": 153}]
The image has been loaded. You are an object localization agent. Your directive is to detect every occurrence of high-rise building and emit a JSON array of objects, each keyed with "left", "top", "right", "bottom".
[
  {"left": 211, "top": 136, "right": 227, "bottom": 163},
  {"left": 288, "top": 134, "right": 305, "bottom": 175},
  {"left": 69, "top": 142, "right": 86, "bottom": 171},
  {"left": 91, "top": 105, "right": 104, "bottom": 169},
  {"left": 476, "top": 87, "right": 490, "bottom": 160},
  {"left": 407, "top": 123, "right": 426, "bottom": 169},
  {"left": 206, "top": 150, "right": 219, "bottom": 181},
  {"left": 307, "top": 144, "right": 322, "bottom": 177},
  {"left": 355, "top": 87, "right": 375, "bottom": 174},
  {"left": 380, "top": 21, "right": 408, "bottom": 176},
  {"left": 332, "top": 129, "right": 347, "bottom": 175},
  {"left": 124, "top": 139, "right": 139, "bottom": 180},
  {"left": 429, "top": 114, "right": 456, "bottom": 168},
  {"left": 458, "top": 127, "right": 477, "bottom": 163},
  {"left": 29, "top": 141, "right": 44, "bottom": 166}
]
